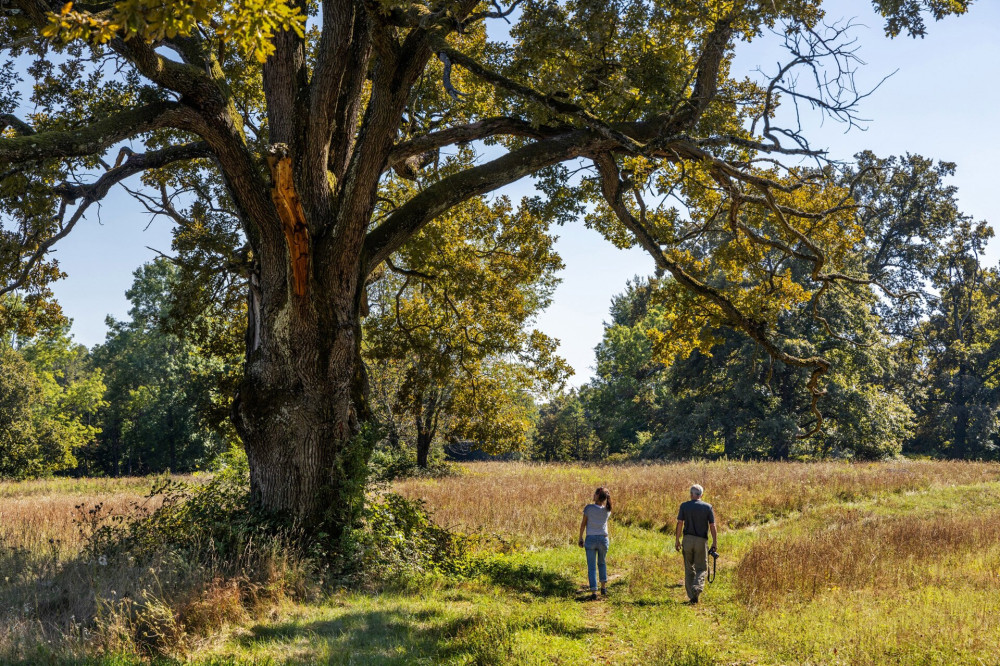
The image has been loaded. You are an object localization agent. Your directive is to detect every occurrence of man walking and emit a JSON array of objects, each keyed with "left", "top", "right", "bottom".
[{"left": 675, "top": 484, "right": 717, "bottom": 604}]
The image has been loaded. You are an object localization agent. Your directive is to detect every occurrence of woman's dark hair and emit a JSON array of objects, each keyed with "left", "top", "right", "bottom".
[{"left": 595, "top": 487, "right": 612, "bottom": 513}]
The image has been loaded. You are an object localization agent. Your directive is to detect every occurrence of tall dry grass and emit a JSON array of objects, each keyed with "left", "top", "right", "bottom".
[
  {"left": 0, "top": 474, "right": 305, "bottom": 661},
  {"left": 393, "top": 460, "right": 1000, "bottom": 544},
  {"left": 0, "top": 475, "right": 196, "bottom": 555},
  {"left": 735, "top": 507, "right": 1000, "bottom": 606}
]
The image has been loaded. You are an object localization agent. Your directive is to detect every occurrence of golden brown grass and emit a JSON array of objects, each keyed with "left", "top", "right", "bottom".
[
  {"left": 736, "top": 508, "right": 1000, "bottom": 605},
  {"left": 0, "top": 475, "right": 196, "bottom": 556},
  {"left": 394, "top": 460, "right": 1000, "bottom": 545},
  {"left": 0, "top": 474, "right": 305, "bottom": 661}
]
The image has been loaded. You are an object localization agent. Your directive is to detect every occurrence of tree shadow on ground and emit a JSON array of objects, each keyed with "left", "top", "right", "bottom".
[
  {"left": 235, "top": 607, "right": 456, "bottom": 664},
  {"left": 473, "top": 559, "right": 576, "bottom": 597},
  {"left": 231, "top": 597, "right": 600, "bottom": 665},
  {"left": 0, "top": 656, "right": 185, "bottom": 666}
]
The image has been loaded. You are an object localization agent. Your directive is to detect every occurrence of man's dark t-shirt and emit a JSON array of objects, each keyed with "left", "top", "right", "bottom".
[{"left": 677, "top": 499, "right": 715, "bottom": 539}]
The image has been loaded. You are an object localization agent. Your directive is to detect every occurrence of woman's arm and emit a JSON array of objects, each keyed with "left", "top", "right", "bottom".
[{"left": 579, "top": 514, "right": 588, "bottom": 547}]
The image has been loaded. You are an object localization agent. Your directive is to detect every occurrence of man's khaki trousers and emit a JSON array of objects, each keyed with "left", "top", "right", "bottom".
[{"left": 682, "top": 534, "right": 708, "bottom": 601}]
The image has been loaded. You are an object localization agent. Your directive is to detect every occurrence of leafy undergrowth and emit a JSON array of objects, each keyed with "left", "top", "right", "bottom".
[{"left": 4, "top": 461, "right": 1000, "bottom": 664}]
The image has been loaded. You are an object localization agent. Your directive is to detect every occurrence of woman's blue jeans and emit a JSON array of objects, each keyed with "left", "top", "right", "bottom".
[{"left": 584, "top": 535, "right": 609, "bottom": 591}]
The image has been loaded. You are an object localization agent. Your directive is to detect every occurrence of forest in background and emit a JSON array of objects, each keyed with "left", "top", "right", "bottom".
[{"left": 3, "top": 150, "right": 1000, "bottom": 479}]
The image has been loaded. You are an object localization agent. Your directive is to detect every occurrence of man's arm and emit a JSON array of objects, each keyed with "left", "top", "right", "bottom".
[
  {"left": 675, "top": 520, "right": 684, "bottom": 552},
  {"left": 710, "top": 522, "right": 718, "bottom": 550}
]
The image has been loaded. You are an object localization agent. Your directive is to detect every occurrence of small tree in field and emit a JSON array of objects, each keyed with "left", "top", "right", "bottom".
[
  {"left": 0, "top": 0, "right": 971, "bottom": 535},
  {"left": 364, "top": 195, "right": 568, "bottom": 467}
]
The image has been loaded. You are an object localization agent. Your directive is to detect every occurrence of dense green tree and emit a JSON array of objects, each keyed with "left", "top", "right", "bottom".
[
  {"left": 0, "top": 328, "right": 105, "bottom": 478},
  {"left": 847, "top": 152, "right": 971, "bottom": 336},
  {"left": 20, "top": 327, "right": 107, "bottom": 471},
  {"left": 90, "top": 259, "right": 237, "bottom": 474},
  {"left": 0, "top": 0, "right": 971, "bottom": 532},
  {"left": 532, "top": 389, "right": 601, "bottom": 462},
  {"left": 0, "top": 346, "right": 47, "bottom": 477},
  {"left": 903, "top": 221, "right": 1000, "bottom": 459},
  {"left": 585, "top": 276, "right": 913, "bottom": 460}
]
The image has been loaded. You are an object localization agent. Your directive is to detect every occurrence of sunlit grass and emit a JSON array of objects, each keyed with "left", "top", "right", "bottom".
[
  {"left": 4, "top": 461, "right": 1000, "bottom": 664},
  {"left": 394, "top": 459, "right": 1000, "bottom": 544}
]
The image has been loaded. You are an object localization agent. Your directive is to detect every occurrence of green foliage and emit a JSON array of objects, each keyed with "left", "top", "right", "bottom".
[
  {"left": 365, "top": 194, "right": 570, "bottom": 467},
  {"left": 352, "top": 493, "right": 473, "bottom": 583},
  {"left": 903, "top": 221, "right": 1000, "bottom": 459},
  {"left": 0, "top": 328, "right": 105, "bottom": 478},
  {"left": 42, "top": 0, "right": 305, "bottom": 62},
  {"left": 584, "top": 274, "right": 913, "bottom": 461},
  {"left": 872, "top": 0, "right": 973, "bottom": 37},
  {"left": 81, "top": 465, "right": 259, "bottom": 565},
  {"left": 0, "top": 346, "right": 48, "bottom": 477},
  {"left": 531, "top": 389, "right": 602, "bottom": 461},
  {"left": 88, "top": 259, "right": 238, "bottom": 475}
]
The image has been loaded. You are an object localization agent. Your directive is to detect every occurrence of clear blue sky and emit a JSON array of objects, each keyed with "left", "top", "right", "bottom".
[{"left": 38, "top": 0, "right": 1000, "bottom": 385}]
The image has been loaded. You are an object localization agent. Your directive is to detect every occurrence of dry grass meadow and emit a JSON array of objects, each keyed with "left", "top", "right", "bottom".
[
  {"left": 3, "top": 460, "right": 1000, "bottom": 664},
  {"left": 394, "top": 459, "right": 1000, "bottom": 541}
]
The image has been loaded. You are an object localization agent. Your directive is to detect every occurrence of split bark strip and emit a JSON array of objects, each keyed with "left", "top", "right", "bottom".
[{"left": 266, "top": 147, "right": 311, "bottom": 300}]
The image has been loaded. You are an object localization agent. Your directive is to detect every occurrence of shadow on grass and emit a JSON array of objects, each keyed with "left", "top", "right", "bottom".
[
  {"left": 235, "top": 600, "right": 599, "bottom": 665},
  {"left": 236, "top": 607, "right": 457, "bottom": 663},
  {"left": 473, "top": 558, "right": 576, "bottom": 597},
  {"left": 0, "top": 656, "right": 187, "bottom": 666}
]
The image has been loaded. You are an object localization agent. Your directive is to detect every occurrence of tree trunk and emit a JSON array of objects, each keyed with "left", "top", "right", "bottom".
[
  {"left": 230, "top": 159, "right": 375, "bottom": 536},
  {"left": 232, "top": 285, "right": 373, "bottom": 536},
  {"left": 416, "top": 430, "right": 432, "bottom": 468}
]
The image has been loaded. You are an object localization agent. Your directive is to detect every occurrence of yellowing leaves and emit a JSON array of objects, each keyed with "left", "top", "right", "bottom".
[{"left": 43, "top": 0, "right": 305, "bottom": 63}]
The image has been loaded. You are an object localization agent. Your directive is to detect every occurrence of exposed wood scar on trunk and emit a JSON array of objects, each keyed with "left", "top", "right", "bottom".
[{"left": 267, "top": 149, "right": 311, "bottom": 299}]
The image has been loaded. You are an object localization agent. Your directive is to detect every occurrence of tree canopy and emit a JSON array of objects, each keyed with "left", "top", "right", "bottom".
[{"left": 0, "top": 0, "right": 976, "bottom": 528}]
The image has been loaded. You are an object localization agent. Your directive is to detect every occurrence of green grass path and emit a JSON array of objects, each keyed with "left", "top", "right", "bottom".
[{"left": 189, "top": 480, "right": 1000, "bottom": 665}]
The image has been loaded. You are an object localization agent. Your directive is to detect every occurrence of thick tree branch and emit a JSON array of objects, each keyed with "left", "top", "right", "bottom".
[
  {"left": 0, "top": 113, "right": 35, "bottom": 135},
  {"left": 109, "top": 37, "right": 222, "bottom": 105},
  {"left": 364, "top": 130, "right": 606, "bottom": 273},
  {"left": 1, "top": 141, "right": 211, "bottom": 297},
  {"left": 435, "top": 43, "right": 643, "bottom": 152},
  {"left": 54, "top": 141, "right": 210, "bottom": 201},
  {"left": 0, "top": 101, "right": 184, "bottom": 162},
  {"left": 387, "top": 116, "right": 557, "bottom": 168},
  {"left": 592, "top": 152, "right": 829, "bottom": 438},
  {"left": 669, "top": 17, "right": 735, "bottom": 130}
]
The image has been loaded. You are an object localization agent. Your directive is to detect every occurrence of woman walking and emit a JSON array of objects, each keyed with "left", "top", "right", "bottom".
[{"left": 578, "top": 487, "right": 612, "bottom": 600}]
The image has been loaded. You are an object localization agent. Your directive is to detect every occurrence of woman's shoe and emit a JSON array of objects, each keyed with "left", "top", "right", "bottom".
[
  {"left": 600, "top": 587, "right": 607, "bottom": 596},
  {"left": 589, "top": 592, "right": 598, "bottom": 601}
]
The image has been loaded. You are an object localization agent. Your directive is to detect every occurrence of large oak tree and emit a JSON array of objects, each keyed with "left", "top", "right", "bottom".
[{"left": 0, "top": 0, "right": 971, "bottom": 533}]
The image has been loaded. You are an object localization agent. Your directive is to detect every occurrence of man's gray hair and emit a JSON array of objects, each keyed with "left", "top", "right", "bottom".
[{"left": 690, "top": 484, "right": 704, "bottom": 497}]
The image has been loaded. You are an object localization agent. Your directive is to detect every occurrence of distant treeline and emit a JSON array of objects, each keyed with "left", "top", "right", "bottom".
[{"left": 0, "top": 260, "right": 238, "bottom": 478}]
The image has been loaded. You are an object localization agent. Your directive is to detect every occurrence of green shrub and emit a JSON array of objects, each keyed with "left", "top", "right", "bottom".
[{"left": 349, "top": 493, "right": 473, "bottom": 584}]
